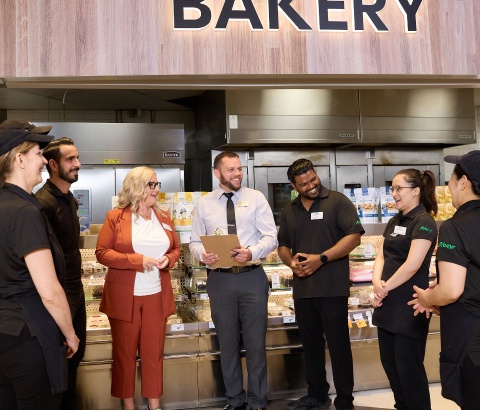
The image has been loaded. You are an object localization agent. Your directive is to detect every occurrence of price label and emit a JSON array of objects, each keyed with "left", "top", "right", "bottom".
[
  {"left": 208, "top": 321, "right": 215, "bottom": 329},
  {"left": 198, "top": 293, "right": 209, "bottom": 300},
  {"left": 174, "top": 295, "right": 183, "bottom": 302},
  {"left": 353, "top": 313, "right": 367, "bottom": 328},
  {"left": 271, "top": 273, "right": 281, "bottom": 289},
  {"left": 348, "top": 297, "right": 360, "bottom": 306},
  {"left": 171, "top": 324, "right": 185, "bottom": 332},
  {"left": 283, "top": 315, "right": 296, "bottom": 324}
]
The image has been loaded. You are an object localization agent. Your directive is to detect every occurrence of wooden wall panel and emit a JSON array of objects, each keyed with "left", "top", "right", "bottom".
[{"left": 1, "top": 0, "right": 480, "bottom": 78}]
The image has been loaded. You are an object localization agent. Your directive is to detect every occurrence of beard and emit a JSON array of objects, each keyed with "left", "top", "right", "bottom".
[
  {"left": 219, "top": 173, "right": 242, "bottom": 192},
  {"left": 59, "top": 166, "right": 79, "bottom": 184}
]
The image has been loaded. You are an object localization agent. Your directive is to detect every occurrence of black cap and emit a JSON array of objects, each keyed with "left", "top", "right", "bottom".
[
  {"left": 0, "top": 128, "right": 54, "bottom": 156},
  {"left": 0, "top": 118, "right": 52, "bottom": 135},
  {"left": 444, "top": 150, "right": 480, "bottom": 183}
]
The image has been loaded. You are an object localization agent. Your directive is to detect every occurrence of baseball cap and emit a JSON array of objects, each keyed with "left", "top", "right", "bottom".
[
  {"left": 0, "top": 128, "right": 54, "bottom": 156},
  {"left": 444, "top": 150, "right": 480, "bottom": 183},
  {"left": 0, "top": 118, "right": 52, "bottom": 135}
]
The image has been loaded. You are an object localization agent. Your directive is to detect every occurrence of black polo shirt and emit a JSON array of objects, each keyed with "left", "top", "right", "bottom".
[
  {"left": 278, "top": 186, "right": 364, "bottom": 298},
  {"left": 36, "top": 179, "right": 82, "bottom": 292},
  {"left": 0, "top": 183, "right": 52, "bottom": 336},
  {"left": 436, "top": 200, "right": 480, "bottom": 364},
  {"left": 372, "top": 204, "right": 437, "bottom": 337}
]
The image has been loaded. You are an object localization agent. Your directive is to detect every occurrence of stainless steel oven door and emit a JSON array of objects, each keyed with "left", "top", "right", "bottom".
[{"left": 255, "top": 166, "right": 330, "bottom": 225}]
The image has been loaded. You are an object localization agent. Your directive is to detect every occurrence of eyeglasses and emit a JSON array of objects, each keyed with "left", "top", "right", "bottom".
[
  {"left": 147, "top": 182, "right": 161, "bottom": 189},
  {"left": 389, "top": 186, "right": 417, "bottom": 195}
]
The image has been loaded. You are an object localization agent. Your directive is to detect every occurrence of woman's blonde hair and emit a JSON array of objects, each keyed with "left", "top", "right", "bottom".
[
  {"left": 0, "top": 141, "right": 38, "bottom": 184},
  {"left": 117, "top": 166, "right": 159, "bottom": 215}
]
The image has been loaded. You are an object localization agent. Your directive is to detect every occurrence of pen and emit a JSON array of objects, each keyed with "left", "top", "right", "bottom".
[{"left": 231, "top": 245, "right": 250, "bottom": 258}]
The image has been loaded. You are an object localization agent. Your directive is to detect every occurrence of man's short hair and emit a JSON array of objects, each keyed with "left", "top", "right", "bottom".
[
  {"left": 287, "top": 159, "right": 315, "bottom": 183},
  {"left": 42, "top": 137, "right": 76, "bottom": 174},
  {"left": 213, "top": 151, "right": 239, "bottom": 170}
]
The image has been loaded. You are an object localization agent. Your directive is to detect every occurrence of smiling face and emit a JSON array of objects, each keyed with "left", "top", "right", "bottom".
[
  {"left": 214, "top": 156, "right": 243, "bottom": 192},
  {"left": 144, "top": 174, "right": 160, "bottom": 208},
  {"left": 23, "top": 143, "right": 47, "bottom": 190},
  {"left": 390, "top": 174, "right": 420, "bottom": 214},
  {"left": 55, "top": 144, "right": 81, "bottom": 184},
  {"left": 291, "top": 169, "right": 321, "bottom": 201}
]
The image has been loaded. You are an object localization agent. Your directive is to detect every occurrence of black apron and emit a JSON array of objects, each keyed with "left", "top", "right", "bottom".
[{"left": 14, "top": 289, "right": 68, "bottom": 394}]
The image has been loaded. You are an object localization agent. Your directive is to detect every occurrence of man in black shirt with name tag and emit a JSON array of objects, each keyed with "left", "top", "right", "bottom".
[{"left": 277, "top": 159, "right": 364, "bottom": 410}]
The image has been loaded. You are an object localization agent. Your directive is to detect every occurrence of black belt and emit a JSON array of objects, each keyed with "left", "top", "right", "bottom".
[{"left": 209, "top": 264, "right": 262, "bottom": 274}]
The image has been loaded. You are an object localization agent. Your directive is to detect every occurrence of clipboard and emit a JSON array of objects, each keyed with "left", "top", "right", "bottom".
[{"left": 200, "top": 234, "right": 246, "bottom": 267}]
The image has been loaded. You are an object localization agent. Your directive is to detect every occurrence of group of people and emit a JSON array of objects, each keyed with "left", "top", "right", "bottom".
[
  {"left": 0, "top": 119, "right": 179, "bottom": 410},
  {"left": 190, "top": 151, "right": 480, "bottom": 410},
  {"left": 0, "top": 118, "right": 479, "bottom": 410}
]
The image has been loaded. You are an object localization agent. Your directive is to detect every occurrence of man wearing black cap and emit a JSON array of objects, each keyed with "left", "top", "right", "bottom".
[
  {"left": 0, "top": 118, "right": 53, "bottom": 135},
  {"left": 410, "top": 150, "right": 480, "bottom": 409},
  {"left": 36, "top": 137, "right": 84, "bottom": 410}
]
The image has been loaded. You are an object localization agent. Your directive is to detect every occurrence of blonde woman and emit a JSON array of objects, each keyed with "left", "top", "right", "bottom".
[{"left": 96, "top": 166, "right": 180, "bottom": 410}]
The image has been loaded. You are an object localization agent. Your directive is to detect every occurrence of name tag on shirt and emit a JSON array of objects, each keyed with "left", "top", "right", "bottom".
[
  {"left": 393, "top": 226, "right": 407, "bottom": 236},
  {"left": 162, "top": 223, "right": 172, "bottom": 231},
  {"left": 311, "top": 212, "right": 323, "bottom": 220},
  {"left": 237, "top": 201, "right": 249, "bottom": 207}
]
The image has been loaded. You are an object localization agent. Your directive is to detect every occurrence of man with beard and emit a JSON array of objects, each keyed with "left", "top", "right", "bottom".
[
  {"left": 190, "top": 151, "right": 277, "bottom": 410},
  {"left": 36, "top": 137, "right": 84, "bottom": 410},
  {"left": 277, "top": 159, "right": 364, "bottom": 410}
]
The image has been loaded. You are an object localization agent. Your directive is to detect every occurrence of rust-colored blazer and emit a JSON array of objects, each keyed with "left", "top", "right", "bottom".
[{"left": 96, "top": 206, "right": 180, "bottom": 322}]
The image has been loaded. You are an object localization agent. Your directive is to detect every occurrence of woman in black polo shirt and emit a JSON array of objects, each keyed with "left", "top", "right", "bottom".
[
  {"left": 0, "top": 128, "right": 79, "bottom": 409},
  {"left": 410, "top": 150, "right": 480, "bottom": 410},
  {"left": 372, "top": 168, "right": 438, "bottom": 410}
]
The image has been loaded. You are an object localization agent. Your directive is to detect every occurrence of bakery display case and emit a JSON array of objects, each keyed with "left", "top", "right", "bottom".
[{"left": 75, "top": 223, "right": 442, "bottom": 410}]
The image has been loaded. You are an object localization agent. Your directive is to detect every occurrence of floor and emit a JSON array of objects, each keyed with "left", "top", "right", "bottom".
[{"left": 195, "top": 383, "right": 459, "bottom": 410}]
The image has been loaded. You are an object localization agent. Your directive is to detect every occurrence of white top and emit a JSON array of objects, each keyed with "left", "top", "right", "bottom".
[
  {"left": 131, "top": 209, "right": 169, "bottom": 296},
  {"left": 189, "top": 186, "right": 278, "bottom": 267}
]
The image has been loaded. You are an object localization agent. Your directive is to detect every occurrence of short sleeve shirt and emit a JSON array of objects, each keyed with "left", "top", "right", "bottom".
[
  {"left": 372, "top": 204, "right": 437, "bottom": 337},
  {"left": 436, "top": 200, "right": 480, "bottom": 363},
  {"left": 0, "top": 183, "right": 52, "bottom": 336},
  {"left": 277, "top": 186, "right": 364, "bottom": 298}
]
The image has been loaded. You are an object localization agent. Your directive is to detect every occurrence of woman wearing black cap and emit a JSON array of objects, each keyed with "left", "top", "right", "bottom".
[
  {"left": 0, "top": 128, "right": 79, "bottom": 409},
  {"left": 410, "top": 150, "right": 480, "bottom": 410}
]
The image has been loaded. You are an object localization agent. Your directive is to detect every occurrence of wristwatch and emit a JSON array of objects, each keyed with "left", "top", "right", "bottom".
[{"left": 320, "top": 254, "right": 328, "bottom": 264}]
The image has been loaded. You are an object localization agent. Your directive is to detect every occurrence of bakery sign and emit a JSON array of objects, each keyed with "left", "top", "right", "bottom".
[{"left": 173, "top": 0, "right": 423, "bottom": 33}]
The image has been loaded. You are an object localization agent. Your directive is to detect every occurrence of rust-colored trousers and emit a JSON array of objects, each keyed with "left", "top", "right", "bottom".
[{"left": 109, "top": 291, "right": 166, "bottom": 399}]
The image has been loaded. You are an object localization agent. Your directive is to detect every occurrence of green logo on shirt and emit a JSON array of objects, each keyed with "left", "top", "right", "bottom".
[
  {"left": 438, "top": 241, "right": 456, "bottom": 250},
  {"left": 356, "top": 220, "right": 361, "bottom": 225},
  {"left": 419, "top": 226, "right": 433, "bottom": 233}
]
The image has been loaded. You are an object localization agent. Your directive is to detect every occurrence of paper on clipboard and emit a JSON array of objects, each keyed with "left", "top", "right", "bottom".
[{"left": 200, "top": 234, "right": 246, "bottom": 267}]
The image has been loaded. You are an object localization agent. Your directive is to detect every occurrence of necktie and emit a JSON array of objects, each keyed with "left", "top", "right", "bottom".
[{"left": 223, "top": 192, "right": 237, "bottom": 234}]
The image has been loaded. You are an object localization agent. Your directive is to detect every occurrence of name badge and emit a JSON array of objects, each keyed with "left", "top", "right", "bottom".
[
  {"left": 237, "top": 201, "right": 249, "bottom": 207},
  {"left": 393, "top": 226, "right": 407, "bottom": 236},
  {"left": 311, "top": 212, "right": 323, "bottom": 220},
  {"left": 162, "top": 223, "right": 173, "bottom": 231}
]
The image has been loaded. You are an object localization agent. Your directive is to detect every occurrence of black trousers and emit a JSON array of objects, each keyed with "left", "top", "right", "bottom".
[
  {"left": 61, "top": 290, "right": 86, "bottom": 410},
  {"left": 0, "top": 325, "right": 61, "bottom": 410},
  {"left": 207, "top": 267, "right": 270, "bottom": 408},
  {"left": 294, "top": 296, "right": 354, "bottom": 409},
  {"left": 460, "top": 355, "right": 480, "bottom": 410},
  {"left": 377, "top": 327, "right": 431, "bottom": 410}
]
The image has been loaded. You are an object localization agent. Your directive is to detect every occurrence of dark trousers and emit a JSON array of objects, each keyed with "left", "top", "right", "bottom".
[
  {"left": 0, "top": 325, "right": 62, "bottom": 410},
  {"left": 207, "top": 267, "right": 270, "bottom": 408},
  {"left": 460, "top": 355, "right": 480, "bottom": 410},
  {"left": 294, "top": 297, "right": 354, "bottom": 409},
  {"left": 378, "top": 327, "right": 431, "bottom": 410},
  {"left": 61, "top": 290, "right": 86, "bottom": 410}
]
